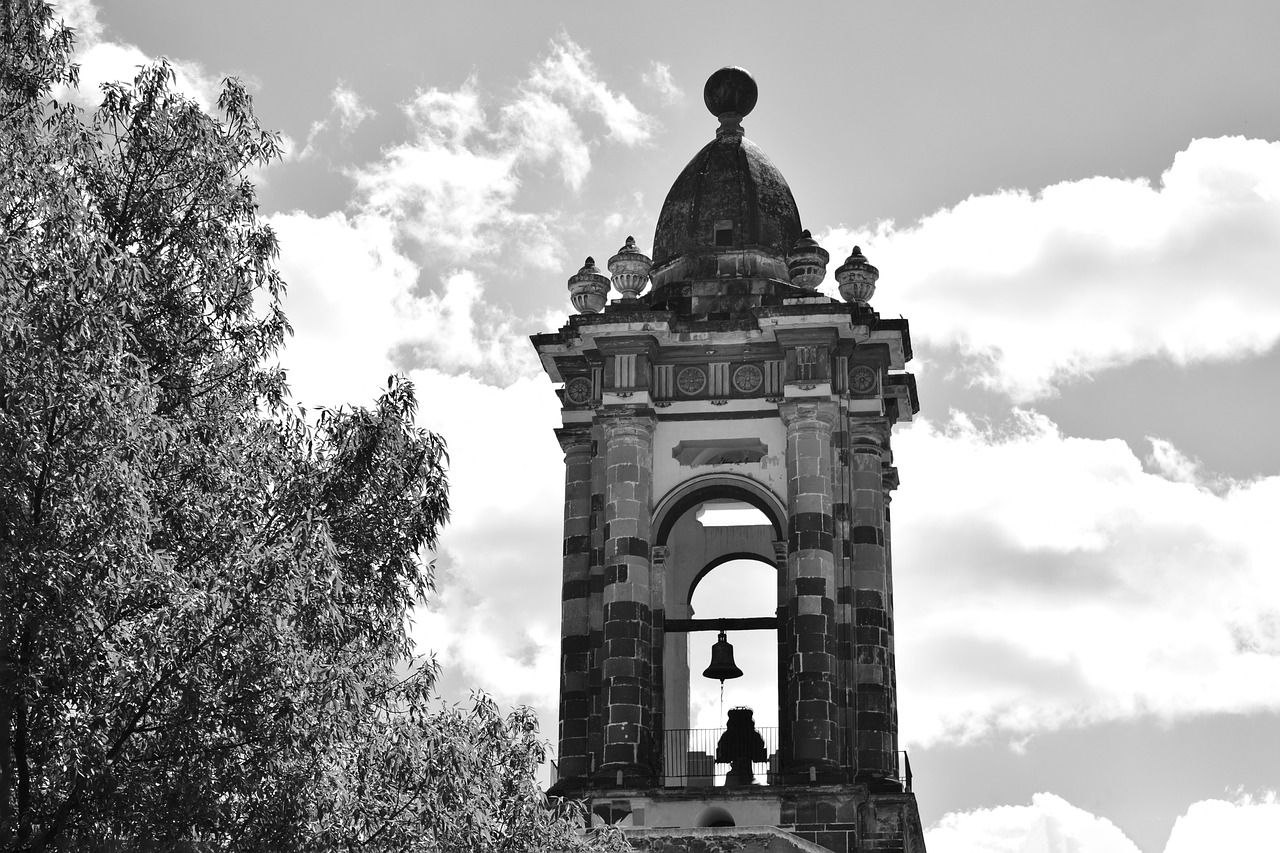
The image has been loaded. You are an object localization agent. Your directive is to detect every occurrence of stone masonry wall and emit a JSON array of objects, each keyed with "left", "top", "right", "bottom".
[
  {"left": 598, "top": 412, "right": 658, "bottom": 780},
  {"left": 556, "top": 426, "right": 594, "bottom": 780},
  {"left": 779, "top": 400, "right": 841, "bottom": 780}
]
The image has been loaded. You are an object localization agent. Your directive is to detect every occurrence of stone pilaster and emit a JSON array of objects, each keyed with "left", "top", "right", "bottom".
[
  {"left": 555, "top": 427, "right": 594, "bottom": 783},
  {"left": 650, "top": 544, "right": 667, "bottom": 780},
  {"left": 832, "top": 409, "right": 856, "bottom": 774},
  {"left": 587, "top": 429, "right": 606, "bottom": 774},
  {"left": 883, "top": 463, "right": 901, "bottom": 778},
  {"left": 779, "top": 400, "right": 841, "bottom": 780},
  {"left": 773, "top": 539, "right": 791, "bottom": 774},
  {"left": 597, "top": 411, "right": 657, "bottom": 783},
  {"left": 849, "top": 422, "right": 896, "bottom": 785}
]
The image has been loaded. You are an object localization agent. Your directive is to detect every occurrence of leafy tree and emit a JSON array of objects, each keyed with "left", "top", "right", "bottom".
[{"left": 0, "top": 4, "right": 624, "bottom": 851}]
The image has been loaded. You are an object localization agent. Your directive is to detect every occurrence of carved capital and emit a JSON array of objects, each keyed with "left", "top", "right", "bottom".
[
  {"left": 777, "top": 399, "right": 838, "bottom": 433},
  {"left": 556, "top": 426, "right": 593, "bottom": 456},
  {"left": 847, "top": 420, "right": 890, "bottom": 449},
  {"left": 599, "top": 410, "right": 656, "bottom": 444},
  {"left": 882, "top": 464, "right": 900, "bottom": 494}
]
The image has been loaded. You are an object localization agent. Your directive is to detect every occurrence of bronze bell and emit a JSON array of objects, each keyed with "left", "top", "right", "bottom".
[{"left": 702, "top": 630, "right": 744, "bottom": 683}]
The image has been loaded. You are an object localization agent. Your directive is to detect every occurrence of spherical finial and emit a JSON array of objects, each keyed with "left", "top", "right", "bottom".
[{"left": 704, "top": 67, "right": 758, "bottom": 120}]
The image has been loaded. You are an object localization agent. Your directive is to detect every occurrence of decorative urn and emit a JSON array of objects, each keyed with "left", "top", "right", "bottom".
[
  {"left": 567, "top": 256, "right": 610, "bottom": 313},
  {"left": 787, "top": 229, "right": 830, "bottom": 290},
  {"left": 834, "top": 246, "right": 880, "bottom": 306},
  {"left": 607, "top": 236, "right": 652, "bottom": 300}
]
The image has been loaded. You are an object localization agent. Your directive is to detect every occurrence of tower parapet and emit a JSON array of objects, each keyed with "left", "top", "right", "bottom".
[{"left": 533, "top": 67, "right": 926, "bottom": 853}]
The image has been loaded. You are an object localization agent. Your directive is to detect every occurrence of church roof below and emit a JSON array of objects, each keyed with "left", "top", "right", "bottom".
[{"left": 651, "top": 68, "right": 802, "bottom": 279}]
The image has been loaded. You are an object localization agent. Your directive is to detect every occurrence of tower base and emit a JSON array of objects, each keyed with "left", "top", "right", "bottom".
[{"left": 577, "top": 783, "right": 926, "bottom": 853}]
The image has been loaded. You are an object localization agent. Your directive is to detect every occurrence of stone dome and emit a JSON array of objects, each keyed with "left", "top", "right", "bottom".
[{"left": 650, "top": 68, "right": 802, "bottom": 283}]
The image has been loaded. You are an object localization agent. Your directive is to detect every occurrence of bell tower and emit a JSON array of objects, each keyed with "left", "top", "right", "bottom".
[{"left": 533, "top": 67, "right": 927, "bottom": 853}]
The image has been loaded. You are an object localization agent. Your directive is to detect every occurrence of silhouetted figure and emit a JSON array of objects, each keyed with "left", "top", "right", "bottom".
[{"left": 716, "top": 707, "right": 767, "bottom": 786}]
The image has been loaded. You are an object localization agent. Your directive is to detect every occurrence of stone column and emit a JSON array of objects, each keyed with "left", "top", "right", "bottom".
[
  {"left": 650, "top": 544, "right": 667, "bottom": 782},
  {"left": 597, "top": 411, "right": 657, "bottom": 783},
  {"left": 772, "top": 538, "right": 791, "bottom": 777},
  {"left": 882, "top": 463, "right": 901, "bottom": 781},
  {"left": 779, "top": 400, "right": 841, "bottom": 780},
  {"left": 554, "top": 427, "right": 593, "bottom": 783},
  {"left": 849, "top": 422, "right": 896, "bottom": 784}
]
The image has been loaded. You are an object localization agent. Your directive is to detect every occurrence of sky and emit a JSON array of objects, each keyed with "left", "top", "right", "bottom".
[{"left": 52, "top": 2, "right": 1280, "bottom": 851}]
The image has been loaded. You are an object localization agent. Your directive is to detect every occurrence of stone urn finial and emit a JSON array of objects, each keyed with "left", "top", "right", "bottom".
[
  {"left": 607, "top": 236, "right": 652, "bottom": 300},
  {"left": 567, "top": 256, "right": 610, "bottom": 313},
  {"left": 834, "top": 246, "right": 880, "bottom": 306},
  {"left": 787, "top": 229, "right": 829, "bottom": 291}
]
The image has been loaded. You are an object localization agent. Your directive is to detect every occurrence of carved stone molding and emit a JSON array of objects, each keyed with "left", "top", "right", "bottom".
[
  {"left": 777, "top": 399, "right": 839, "bottom": 432},
  {"left": 555, "top": 426, "right": 593, "bottom": 455}
]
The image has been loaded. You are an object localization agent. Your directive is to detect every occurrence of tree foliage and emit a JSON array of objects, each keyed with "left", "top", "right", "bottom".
[{"left": 0, "top": 4, "right": 623, "bottom": 851}]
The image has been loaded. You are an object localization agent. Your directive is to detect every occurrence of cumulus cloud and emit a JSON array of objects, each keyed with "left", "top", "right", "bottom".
[
  {"left": 347, "top": 35, "right": 652, "bottom": 270},
  {"left": 1146, "top": 437, "right": 1205, "bottom": 486},
  {"left": 818, "top": 137, "right": 1280, "bottom": 401},
  {"left": 926, "top": 793, "right": 1142, "bottom": 853},
  {"left": 642, "top": 61, "right": 684, "bottom": 105},
  {"left": 267, "top": 210, "right": 551, "bottom": 403},
  {"left": 1163, "top": 791, "right": 1280, "bottom": 853},
  {"left": 928, "top": 791, "right": 1280, "bottom": 853},
  {"left": 55, "top": 0, "right": 222, "bottom": 109},
  {"left": 405, "top": 371, "right": 567, "bottom": 715},
  {"left": 892, "top": 411, "right": 1280, "bottom": 746},
  {"left": 500, "top": 92, "right": 592, "bottom": 190},
  {"left": 55, "top": 0, "right": 103, "bottom": 43},
  {"left": 524, "top": 37, "right": 652, "bottom": 146},
  {"left": 299, "top": 82, "right": 376, "bottom": 159},
  {"left": 390, "top": 268, "right": 554, "bottom": 384}
]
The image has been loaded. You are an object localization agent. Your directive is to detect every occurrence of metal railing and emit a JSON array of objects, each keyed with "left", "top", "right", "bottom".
[
  {"left": 550, "top": 739, "right": 913, "bottom": 792},
  {"left": 662, "top": 726, "right": 780, "bottom": 787}
]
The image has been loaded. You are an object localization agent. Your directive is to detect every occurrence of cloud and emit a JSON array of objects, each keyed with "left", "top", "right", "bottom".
[
  {"left": 55, "top": 0, "right": 222, "bottom": 109},
  {"left": 642, "top": 61, "right": 684, "bottom": 105},
  {"left": 347, "top": 34, "right": 653, "bottom": 269},
  {"left": 524, "top": 37, "right": 652, "bottom": 146},
  {"left": 817, "top": 137, "right": 1280, "bottom": 401},
  {"left": 349, "top": 79, "right": 532, "bottom": 265},
  {"left": 298, "top": 82, "right": 376, "bottom": 159},
  {"left": 928, "top": 791, "right": 1280, "bottom": 852},
  {"left": 267, "top": 210, "right": 551, "bottom": 403},
  {"left": 892, "top": 410, "right": 1280, "bottom": 746},
  {"left": 925, "top": 793, "right": 1142, "bottom": 853},
  {"left": 1145, "top": 437, "right": 1204, "bottom": 486},
  {"left": 389, "top": 268, "right": 556, "bottom": 384},
  {"left": 405, "top": 371, "right": 568, "bottom": 716},
  {"left": 500, "top": 92, "right": 592, "bottom": 190},
  {"left": 1163, "top": 791, "right": 1280, "bottom": 853},
  {"left": 331, "top": 84, "right": 375, "bottom": 133},
  {"left": 55, "top": 0, "right": 103, "bottom": 43}
]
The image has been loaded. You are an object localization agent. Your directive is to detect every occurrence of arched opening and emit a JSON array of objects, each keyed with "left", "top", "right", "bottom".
[
  {"left": 688, "top": 558, "right": 777, "bottom": 731},
  {"left": 657, "top": 485, "right": 783, "bottom": 789},
  {"left": 696, "top": 805, "right": 735, "bottom": 828},
  {"left": 653, "top": 474, "right": 786, "bottom": 546}
]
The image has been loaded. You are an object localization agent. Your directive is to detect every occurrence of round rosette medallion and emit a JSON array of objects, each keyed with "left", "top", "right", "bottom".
[
  {"left": 732, "top": 364, "right": 763, "bottom": 394},
  {"left": 565, "top": 376, "right": 593, "bottom": 405},
  {"left": 676, "top": 366, "right": 707, "bottom": 396},
  {"left": 849, "top": 365, "right": 878, "bottom": 395}
]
